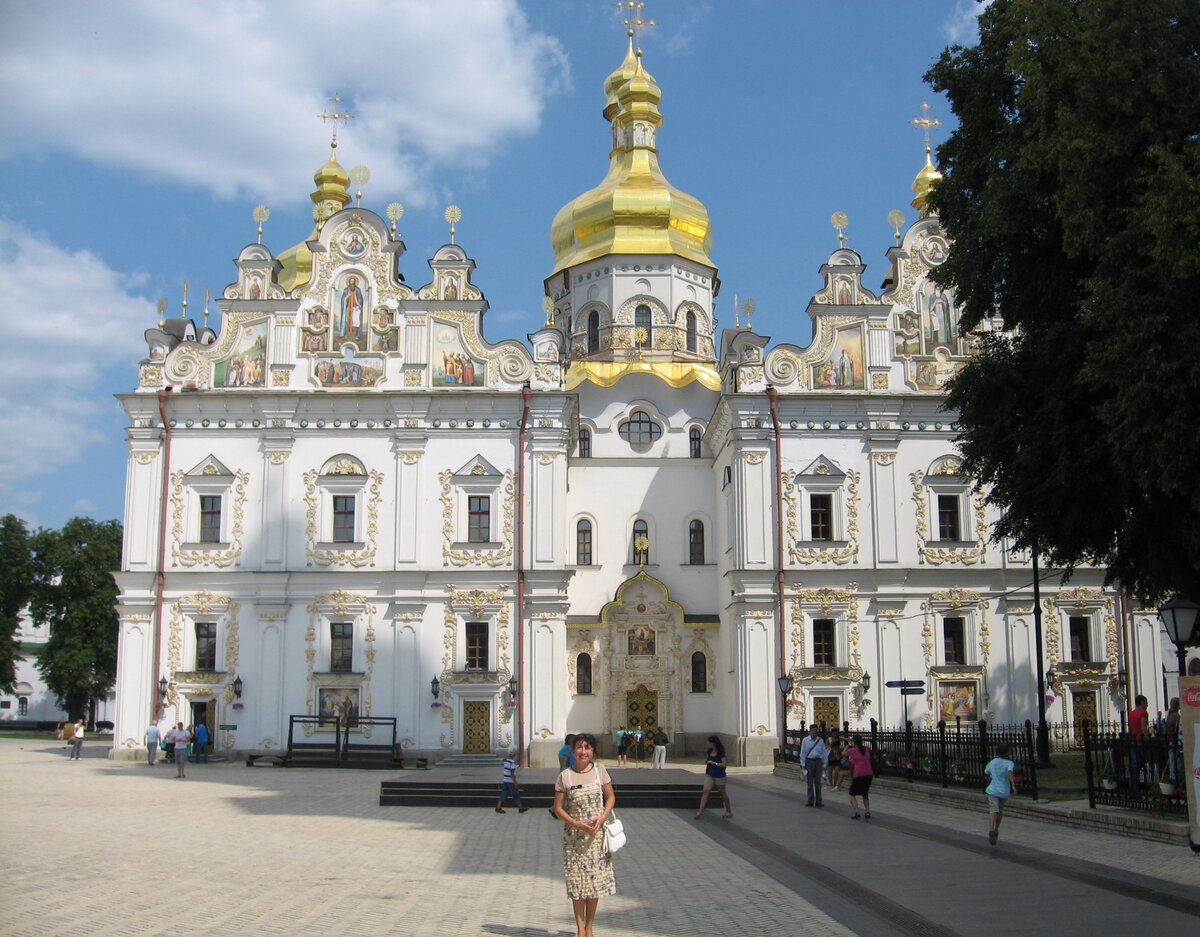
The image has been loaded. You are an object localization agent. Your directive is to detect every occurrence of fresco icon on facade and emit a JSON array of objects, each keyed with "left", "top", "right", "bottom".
[
  {"left": 812, "top": 327, "right": 864, "bottom": 389},
  {"left": 314, "top": 347, "right": 383, "bottom": 387},
  {"left": 433, "top": 324, "right": 483, "bottom": 386},
  {"left": 214, "top": 322, "right": 267, "bottom": 387},
  {"left": 338, "top": 226, "right": 369, "bottom": 259},
  {"left": 334, "top": 271, "right": 369, "bottom": 350}
]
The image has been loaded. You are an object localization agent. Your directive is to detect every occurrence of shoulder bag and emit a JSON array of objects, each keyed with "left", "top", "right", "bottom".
[{"left": 602, "top": 810, "right": 626, "bottom": 855}]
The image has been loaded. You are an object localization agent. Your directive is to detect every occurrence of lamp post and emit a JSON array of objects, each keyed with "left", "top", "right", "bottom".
[
  {"left": 777, "top": 674, "right": 794, "bottom": 752},
  {"left": 1031, "top": 549, "right": 1053, "bottom": 767},
  {"left": 1157, "top": 596, "right": 1200, "bottom": 677}
]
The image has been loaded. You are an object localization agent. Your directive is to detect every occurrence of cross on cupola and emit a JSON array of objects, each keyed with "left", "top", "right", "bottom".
[
  {"left": 912, "top": 101, "right": 942, "bottom": 158},
  {"left": 319, "top": 94, "right": 354, "bottom": 149},
  {"left": 617, "top": 1, "right": 655, "bottom": 57}
]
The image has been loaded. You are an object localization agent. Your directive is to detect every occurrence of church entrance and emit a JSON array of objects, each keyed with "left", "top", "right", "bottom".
[
  {"left": 462, "top": 700, "right": 490, "bottom": 754},
  {"left": 189, "top": 699, "right": 214, "bottom": 758},
  {"left": 1071, "top": 690, "right": 1097, "bottom": 747},
  {"left": 626, "top": 685, "right": 658, "bottom": 763},
  {"left": 811, "top": 696, "right": 841, "bottom": 732}
]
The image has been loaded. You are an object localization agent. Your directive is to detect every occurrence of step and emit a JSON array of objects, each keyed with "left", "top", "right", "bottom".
[{"left": 379, "top": 779, "right": 701, "bottom": 808}]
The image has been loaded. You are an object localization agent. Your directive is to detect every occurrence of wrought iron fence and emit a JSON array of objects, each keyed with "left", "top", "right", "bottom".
[
  {"left": 779, "top": 719, "right": 1038, "bottom": 799},
  {"left": 1081, "top": 720, "right": 1186, "bottom": 817}
]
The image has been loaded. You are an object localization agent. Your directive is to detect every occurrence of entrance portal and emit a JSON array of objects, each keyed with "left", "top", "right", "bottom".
[
  {"left": 626, "top": 685, "right": 658, "bottom": 763},
  {"left": 1071, "top": 690, "right": 1097, "bottom": 747},
  {"left": 189, "top": 699, "right": 214, "bottom": 759},
  {"left": 811, "top": 696, "right": 841, "bottom": 732},
  {"left": 462, "top": 700, "right": 490, "bottom": 754}
]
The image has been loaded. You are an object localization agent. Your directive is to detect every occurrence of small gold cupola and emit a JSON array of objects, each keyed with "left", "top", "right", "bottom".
[{"left": 911, "top": 102, "right": 943, "bottom": 217}]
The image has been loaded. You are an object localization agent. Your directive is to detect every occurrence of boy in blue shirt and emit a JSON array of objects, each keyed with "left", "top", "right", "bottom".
[{"left": 983, "top": 743, "right": 1016, "bottom": 845}]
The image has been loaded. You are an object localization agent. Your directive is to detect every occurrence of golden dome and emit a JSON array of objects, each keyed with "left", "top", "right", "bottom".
[
  {"left": 278, "top": 143, "right": 352, "bottom": 292},
  {"left": 911, "top": 146, "right": 943, "bottom": 216},
  {"left": 550, "top": 48, "right": 713, "bottom": 276}
]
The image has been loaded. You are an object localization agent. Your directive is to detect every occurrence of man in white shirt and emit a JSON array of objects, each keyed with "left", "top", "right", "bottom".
[
  {"left": 145, "top": 722, "right": 162, "bottom": 766},
  {"left": 799, "top": 724, "right": 829, "bottom": 807}
]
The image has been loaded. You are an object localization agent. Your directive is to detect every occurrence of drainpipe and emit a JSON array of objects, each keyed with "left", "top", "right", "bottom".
[
  {"left": 516, "top": 384, "right": 531, "bottom": 766},
  {"left": 152, "top": 388, "right": 174, "bottom": 724},
  {"left": 767, "top": 387, "right": 787, "bottom": 748}
]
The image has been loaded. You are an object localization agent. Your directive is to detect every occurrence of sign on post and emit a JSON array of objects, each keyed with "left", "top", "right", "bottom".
[{"left": 885, "top": 680, "right": 924, "bottom": 688}]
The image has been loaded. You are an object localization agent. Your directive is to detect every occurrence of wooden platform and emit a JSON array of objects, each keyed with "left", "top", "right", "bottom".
[{"left": 379, "top": 766, "right": 703, "bottom": 808}]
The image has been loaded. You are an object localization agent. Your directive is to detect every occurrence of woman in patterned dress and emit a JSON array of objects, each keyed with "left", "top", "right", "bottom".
[{"left": 552, "top": 733, "right": 616, "bottom": 937}]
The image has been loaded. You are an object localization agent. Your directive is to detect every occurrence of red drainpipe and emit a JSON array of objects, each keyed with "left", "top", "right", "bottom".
[
  {"left": 516, "top": 384, "right": 531, "bottom": 766},
  {"left": 767, "top": 387, "right": 787, "bottom": 743},
  {"left": 152, "top": 387, "right": 173, "bottom": 722}
]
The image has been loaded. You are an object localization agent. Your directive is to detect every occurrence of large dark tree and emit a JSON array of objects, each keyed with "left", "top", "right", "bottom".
[
  {"left": 926, "top": 0, "right": 1200, "bottom": 604},
  {"left": 31, "top": 518, "right": 122, "bottom": 721},
  {"left": 0, "top": 514, "right": 35, "bottom": 693}
]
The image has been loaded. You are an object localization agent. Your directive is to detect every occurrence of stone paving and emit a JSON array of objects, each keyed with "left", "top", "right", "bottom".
[{"left": 0, "top": 738, "right": 1196, "bottom": 937}]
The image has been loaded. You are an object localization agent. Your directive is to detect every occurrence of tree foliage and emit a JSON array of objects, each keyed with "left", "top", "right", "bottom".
[
  {"left": 0, "top": 514, "right": 35, "bottom": 693},
  {"left": 926, "top": 0, "right": 1200, "bottom": 603},
  {"left": 30, "top": 518, "right": 122, "bottom": 719}
]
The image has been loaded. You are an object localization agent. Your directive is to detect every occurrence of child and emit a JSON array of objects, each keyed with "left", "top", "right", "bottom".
[
  {"left": 495, "top": 747, "right": 528, "bottom": 814},
  {"left": 983, "top": 742, "right": 1016, "bottom": 845}
]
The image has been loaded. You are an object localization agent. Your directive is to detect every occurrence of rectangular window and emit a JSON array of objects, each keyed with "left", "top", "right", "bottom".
[
  {"left": 688, "top": 520, "right": 705, "bottom": 565},
  {"left": 578, "top": 429, "right": 591, "bottom": 458},
  {"left": 1069, "top": 616, "right": 1091, "bottom": 661},
  {"left": 466, "top": 621, "right": 488, "bottom": 670},
  {"left": 937, "top": 494, "right": 961, "bottom": 541},
  {"left": 195, "top": 622, "right": 217, "bottom": 671},
  {"left": 577, "top": 522, "right": 593, "bottom": 565},
  {"left": 468, "top": 496, "right": 491, "bottom": 543},
  {"left": 17, "top": 697, "right": 28, "bottom": 716},
  {"left": 332, "top": 496, "right": 356, "bottom": 543},
  {"left": 330, "top": 622, "right": 353, "bottom": 672},
  {"left": 812, "top": 618, "right": 836, "bottom": 667},
  {"left": 943, "top": 616, "right": 966, "bottom": 665},
  {"left": 810, "top": 493, "right": 834, "bottom": 541},
  {"left": 199, "top": 495, "right": 222, "bottom": 543}
]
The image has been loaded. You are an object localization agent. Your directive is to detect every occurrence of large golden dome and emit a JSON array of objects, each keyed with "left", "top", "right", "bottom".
[{"left": 549, "top": 40, "right": 713, "bottom": 275}]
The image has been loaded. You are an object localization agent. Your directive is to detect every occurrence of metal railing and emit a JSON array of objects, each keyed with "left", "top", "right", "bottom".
[{"left": 1081, "top": 720, "right": 1186, "bottom": 817}]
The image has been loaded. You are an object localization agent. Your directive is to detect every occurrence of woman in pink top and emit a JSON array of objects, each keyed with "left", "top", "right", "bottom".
[{"left": 844, "top": 733, "right": 874, "bottom": 819}]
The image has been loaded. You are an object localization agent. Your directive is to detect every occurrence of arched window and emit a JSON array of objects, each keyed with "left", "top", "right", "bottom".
[
  {"left": 691, "top": 651, "right": 707, "bottom": 693},
  {"left": 635, "top": 303, "right": 652, "bottom": 346},
  {"left": 686, "top": 310, "right": 698, "bottom": 353},
  {"left": 587, "top": 311, "right": 600, "bottom": 353},
  {"left": 618, "top": 410, "right": 662, "bottom": 452},
  {"left": 578, "top": 427, "right": 591, "bottom": 458},
  {"left": 632, "top": 519, "right": 649, "bottom": 565},
  {"left": 576, "top": 653, "right": 593, "bottom": 695},
  {"left": 576, "top": 519, "right": 593, "bottom": 565},
  {"left": 689, "top": 426, "right": 702, "bottom": 458},
  {"left": 688, "top": 519, "right": 705, "bottom": 565}
]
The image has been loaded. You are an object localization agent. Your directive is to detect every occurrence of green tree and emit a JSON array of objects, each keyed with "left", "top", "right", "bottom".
[
  {"left": 31, "top": 518, "right": 122, "bottom": 721},
  {"left": 926, "top": 0, "right": 1200, "bottom": 603},
  {"left": 0, "top": 514, "right": 35, "bottom": 693}
]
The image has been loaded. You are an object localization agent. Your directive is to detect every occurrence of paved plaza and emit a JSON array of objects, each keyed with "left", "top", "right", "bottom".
[{"left": 0, "top": 738, "right": 1197, "bottom": 937}]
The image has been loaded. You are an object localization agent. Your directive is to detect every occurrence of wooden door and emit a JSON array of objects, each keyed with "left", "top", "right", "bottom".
[
  {"left": 626, "top": 685, "right": 658, "bottom": 761},
  {"left": 462, "top": 701, "right": 490, "bottom": 754},
  {"left": 1072, "top": 690, "right": 1097, "bottom": 747},
  {"left": 811, "top": 696, "right": 840, "bottom": 732}
]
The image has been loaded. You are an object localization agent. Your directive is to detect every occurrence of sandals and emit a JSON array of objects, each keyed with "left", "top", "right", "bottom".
[
  {"left": 851, "top": 813, "right": 861, "bottom": 820},
  {"left": 722, "top": 812, "right": 733, "bottom": 819}
]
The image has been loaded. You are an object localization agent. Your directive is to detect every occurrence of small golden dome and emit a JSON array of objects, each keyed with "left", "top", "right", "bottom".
[
  {"left": 911, "top": 147, "right": 943, "bottom": 216},
  {"left": 278, "top": 144, "right": 352, "bottom": 291},
  {"left": 551, "top": 49, "right": 713, "bottom": 276}
]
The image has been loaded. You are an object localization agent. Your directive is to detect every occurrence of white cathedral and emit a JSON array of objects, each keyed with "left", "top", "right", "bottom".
[{"left": 109, "top": 36, "right": 1166, "bottom": 766}]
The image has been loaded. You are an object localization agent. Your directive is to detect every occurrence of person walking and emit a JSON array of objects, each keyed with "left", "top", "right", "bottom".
[
  {"left": 145, "top": 722, "right": 161, "bottom": 766},
  {"left": 845, "top": 733, "right": 874, "bottom": 819},
  {"left": 68, "top": 719, "right": 86, "bottom": 760},
  {"left": 495, "top": 746, "right": 528, "bottom": 813},
  {"left": 983, "top": 742, "right": 1016, "bottom": 845},
  {"left": 170, "top": 723, "right": 190, "bottom": 778},
  {"left": 194, "top": 721, "right": 209, "bottom": 763},
  {"left": 651, "top": 726, "right": 668, "bottom": 768},
  {"left": 553, "top": 733, "right": 616, "bottom": 937},
  {"left": 799, "top": 724, "right": 829, "bottom": 806},
  {"left": 694, "top": 735, "right": 732, "bottom": 819}
]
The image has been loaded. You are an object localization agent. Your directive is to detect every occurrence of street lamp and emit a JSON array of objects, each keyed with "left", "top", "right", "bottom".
[
  {"left": 1158, "top": 596, "right": 1200, "bottom": 677},
  {"left": 232, "top": 675, "right": 243, "bottom": 699},
  {"left": 777, "top": 674, "right": 794, "bottom": 752},
  {"left": 157, "top": 675, "right": 169, "bottom": 704},
  {"left": 430, "top": 675, "right": 441, "bottom": 699}
]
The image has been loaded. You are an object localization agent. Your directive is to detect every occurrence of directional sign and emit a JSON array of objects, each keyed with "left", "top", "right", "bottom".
[
  {"left": 885, "top": 680, "right": 924, "bottom": 688},
  {"left": 899, "top": 687, "right": 924, "bottom": 696},
  {"left": 219, "top": 724, "right": 237, "bottom": 731}
]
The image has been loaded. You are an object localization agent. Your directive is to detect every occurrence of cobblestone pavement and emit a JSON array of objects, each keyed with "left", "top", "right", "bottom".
[{"left": 1, "top": 740, "right": 1197, "bottom": 937}]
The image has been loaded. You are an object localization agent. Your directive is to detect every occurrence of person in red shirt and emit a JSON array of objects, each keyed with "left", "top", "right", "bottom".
[{"left": 1129, "top": 695, "right": 1149, "bottom": 788}]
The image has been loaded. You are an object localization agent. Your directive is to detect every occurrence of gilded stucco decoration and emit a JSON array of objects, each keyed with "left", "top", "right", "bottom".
[
  {"left": 921, "top": 588, "right": 987, "bottom": 725},
  {"left": 139, "top": 364, "right": 165, "bottom": 389},
  {"left": 162, "top": 310, "right": 271, "bottom": 390},
  {"left": 304, "top": 591, "right": 375, "bottom": 737},
  {"left": 439, "top": 585, "right": 512, "bottom": 748},
  {"left": 302, "top": 466, "right": 384, "bottom": 567},
  {"left": 567, "top": 630, "right": 600, "bottom": 696},
  {"left": 1044, "top": 588, "right": 1118, "bottom": 693},
  {"left": 438, "top": 469, "right": 516, "bottom": 567},
  {"left": 167, "top": 591, "right": 239, "bottom": 710},
  {"left": 910, "top": 469, "right": 988, "bottom": 565},
  {"left": 782, "top": 469, "right": 861, "bottom": 566},
  {"left": 169, "top": 467, "right": 249, "bottom": 567},
  {"left": 684, "top": 629, "right": 716, "bottom": 694},
  {"left": 786, "top": 583, "right": 862, "bottom": 716},
  {"left": 762, "top": 314, "right": 860, "bottom": 390}
]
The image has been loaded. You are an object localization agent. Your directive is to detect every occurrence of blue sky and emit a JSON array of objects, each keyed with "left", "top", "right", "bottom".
[{"left": 0, "top": 0, "right": 984, "bottom": 531}]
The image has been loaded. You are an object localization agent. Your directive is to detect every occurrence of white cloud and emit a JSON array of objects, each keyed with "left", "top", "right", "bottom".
[
  {"left": 943, "top": 0, "right": 990, "bottom": 45},
  {"left": 0, "top": 221, "right": 151, "bottom": 503},
  {"left": 0, "top": 0, "right": 569, "bottom": 207}
]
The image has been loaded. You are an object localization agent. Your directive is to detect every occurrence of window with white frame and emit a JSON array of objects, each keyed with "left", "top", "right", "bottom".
[
  {"left": 465, "top": 621, "right": 489, "bottom": 670},
  {"left": 195, "top": 621, "right": 218, "bottom": 671},
  {"left": 1068, "top": 615, "right": 1092, "bottom": 661},
  {"left": 942, "top": 615, "right": 967, "bottom": 665},
  {"left": 314, "top": 457, "right": 369, "bottom": 545},
  {"left": 468, "top": 495, "right": 491, "bottom": 543},
  {"left": 793, "top": 457, "right": 848, "bottom": 543},
  {"left": 577, "top": 519, "right": 593, "bottom": 565},
  {"left": 809, "top": 493, "right": 834, "bottom": 541},
  {"left": 330, "top": 622, "right": 354, "bottom": 672},
  {"left": 688, "top": 519, "right": 705, "bottom": 565},
  {"left": 936, "top": 494, "right": 962, "bottom": 541},
  {"left": 175, "top": 456, "right": 239, "bottom": 547},
  {"left": 199, "top": 495, "right": 222, "bottom": 543},
  {"left": 448, "top": 457, "right": 505, "bottom": 546},
  {"left": 812, "top": 618, "right": 837, "bottom": 666}
]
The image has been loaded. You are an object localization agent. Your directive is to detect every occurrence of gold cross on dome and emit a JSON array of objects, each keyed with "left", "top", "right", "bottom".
[
  {"left": 319, "top": 94, "right": 354, "bottom": 146},
  {"left": 617, "top": 1, "right": 655, "bottom": 56},
  {"left": 912, "top": 101, "right": 942, "bottom": 154}
]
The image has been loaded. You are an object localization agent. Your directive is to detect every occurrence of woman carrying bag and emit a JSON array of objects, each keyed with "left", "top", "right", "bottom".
[{"left": 552, "top": 732, "right": 616, "bottom": 937}]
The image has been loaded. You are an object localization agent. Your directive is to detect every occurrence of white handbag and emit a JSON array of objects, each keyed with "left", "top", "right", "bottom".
[{"left": 602, "top": 811, "right": 626, "bottom": 854}]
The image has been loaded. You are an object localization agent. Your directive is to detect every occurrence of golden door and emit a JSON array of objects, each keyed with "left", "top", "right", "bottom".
[
  {"left": 625, "top": 685, "right": 658, "bottom": 761},
  {"left": 462, "top": 700, "right": 490, "bottom": 754},
  {"left": 811, "top": 696, "right": 841, "bottom": 732},
  {"left": 1072, "top": 691, "right": 1097, "bottom": 747}
]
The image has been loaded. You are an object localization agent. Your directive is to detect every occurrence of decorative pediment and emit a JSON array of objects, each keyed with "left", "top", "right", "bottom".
[
  {"left": 186, "top": 455, "right": 233, "bottom": 478},
  {"left": 453, "top": 454, "right": 502, "bottom": 481},
  {"left": 797, "top": 455, "right": 845, "bottom": 479}
]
